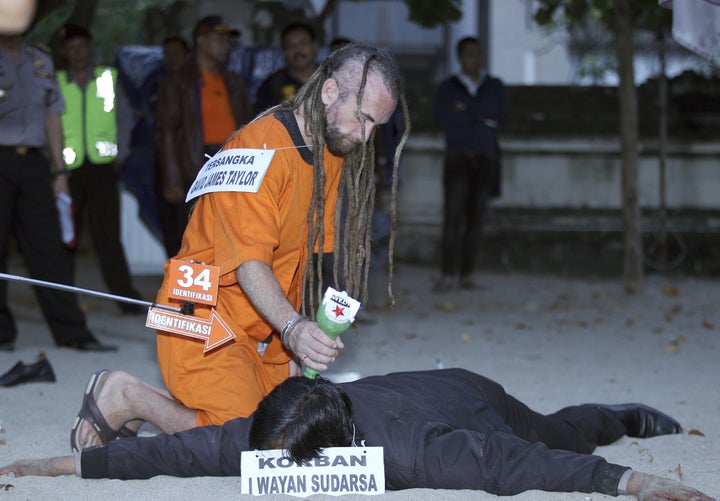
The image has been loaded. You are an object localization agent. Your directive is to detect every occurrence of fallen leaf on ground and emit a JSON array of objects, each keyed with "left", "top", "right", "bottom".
[
  {"left": 663, "top": 284, "right": 680, "bottom": 297},
  {"left": 563, "top": 319, "right": 588, "bottom": 328},
  {"left": 461, "top": 333, "right": 471, "bottom": 342},
  {"left": 434, "top": 301, "right": 458, "bottom": 312},
  {"left": 688, "top": 429, "right": 705, "bottom": 436},
  {"left": 665, "top": 336, "right": 686, "bottom": 354},
  {"left": 514, "top": 322, "right": 527, "bottom": 330},
  {"left": 403, "top": 333, "right": 417, "bottom": 340},
  {"left": 702, "top": 319, "right": 714, "bottom": 330},
  {"left": 0, "top": 439, "right": 5, "bottom": 446},
  {"left": 673, "top": 464, "right": 683, "bottom": 480}
]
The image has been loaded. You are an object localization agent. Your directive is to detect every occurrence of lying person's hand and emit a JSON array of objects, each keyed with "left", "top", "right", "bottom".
[
  {"left": 0, "top": 456, "right": 75, "bottom": 477},
  {"left": 627, "top": 472, "right": 716, "bottom": 501}
]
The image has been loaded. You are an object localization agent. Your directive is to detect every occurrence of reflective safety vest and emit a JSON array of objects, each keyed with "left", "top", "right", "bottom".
[{"left": 58, "top": 67, "right": 118, "bottom": 169}]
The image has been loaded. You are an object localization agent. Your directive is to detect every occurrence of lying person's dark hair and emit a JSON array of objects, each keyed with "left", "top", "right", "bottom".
[{"left": 249, "top": 376, "right": 354, "bottom": 463}]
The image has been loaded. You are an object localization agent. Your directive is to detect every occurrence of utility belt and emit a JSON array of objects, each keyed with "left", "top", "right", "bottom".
[{"left": 0, "top": 145, "right": 42, "bottom": 156}]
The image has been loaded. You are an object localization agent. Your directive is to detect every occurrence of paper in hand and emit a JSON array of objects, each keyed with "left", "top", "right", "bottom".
[{"left": 56, "top": 192, "right": 76, "bottom": 249}]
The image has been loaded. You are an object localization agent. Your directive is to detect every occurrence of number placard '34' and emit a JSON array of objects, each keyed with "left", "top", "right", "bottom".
[{"left": 167, "top": 259, "right": 220, "bottom": 306}]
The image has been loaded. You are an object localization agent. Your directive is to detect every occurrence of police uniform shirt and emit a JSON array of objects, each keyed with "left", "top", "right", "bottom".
[{"left": 0, "top": 42, "right": 65, "bottom": 147}]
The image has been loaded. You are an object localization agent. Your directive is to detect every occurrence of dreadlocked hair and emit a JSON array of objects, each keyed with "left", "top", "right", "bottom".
[{"left": 258, "top": 44, "right": 410, "bottom": 313}]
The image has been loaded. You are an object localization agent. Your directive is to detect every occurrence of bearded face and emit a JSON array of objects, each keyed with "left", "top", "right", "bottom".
[
  {"left": 323, "top": 119, "right": 360, "bottom": 156},
  {"left": 322, "top": 97, "right": 362, "bottom": 156},
  {"left": 321, "top": 72, "right": 396, "bottom": 157}
]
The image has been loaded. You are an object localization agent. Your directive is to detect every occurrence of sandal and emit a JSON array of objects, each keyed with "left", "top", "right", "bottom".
[{"left": 70, "top": 369, "right": 121, "bottom": 452}]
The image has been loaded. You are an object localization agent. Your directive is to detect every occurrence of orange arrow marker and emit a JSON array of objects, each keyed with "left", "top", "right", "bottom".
[{"left": 146, "top": 307, "right": 236, "bottom": 352}]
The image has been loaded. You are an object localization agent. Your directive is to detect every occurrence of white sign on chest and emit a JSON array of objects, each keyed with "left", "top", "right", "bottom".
[
  {"left": 241, "top": 446, "right": 385, "bottom": 497},
  {"left": 185, "top": 148, "right": 275, "bottom": 202}
]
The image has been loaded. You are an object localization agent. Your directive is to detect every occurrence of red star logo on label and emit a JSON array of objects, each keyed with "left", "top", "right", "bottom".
[{"left": 332, "top": 305, "right": 345, "bottom": 318}]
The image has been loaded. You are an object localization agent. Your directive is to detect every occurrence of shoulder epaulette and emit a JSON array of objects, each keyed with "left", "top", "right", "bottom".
[{"left": 31, "top": 42, "right": 53, "bottom": 55}]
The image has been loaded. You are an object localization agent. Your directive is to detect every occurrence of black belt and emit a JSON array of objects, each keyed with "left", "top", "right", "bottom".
[{"left": 0, "top": 145, "right": 42, "bottom": 156}]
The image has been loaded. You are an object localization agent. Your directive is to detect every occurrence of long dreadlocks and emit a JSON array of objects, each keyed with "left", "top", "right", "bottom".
[{"left": 257, "top": 44, "right": 411, "bottom": 313}]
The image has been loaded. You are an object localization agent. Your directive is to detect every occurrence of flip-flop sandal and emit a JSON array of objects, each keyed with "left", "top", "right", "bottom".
[{"left": 70, "top": 369, "right": 118, "bottom": 452}]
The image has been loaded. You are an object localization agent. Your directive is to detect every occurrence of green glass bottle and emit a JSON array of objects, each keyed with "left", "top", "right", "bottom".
[{"left": 303, "top": 288, "right": 361, "bottom": 379}]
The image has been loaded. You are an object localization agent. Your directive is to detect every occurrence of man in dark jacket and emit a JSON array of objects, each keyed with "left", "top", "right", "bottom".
[
  {"left": 433, "top": 36, "right": 507, "bottom": 293},
  {"left": 0, "top": 369, "right": 713, "bottom": 500},
  {"left": 155, "top": 15, "right": 253, "bottom": 256},
  {"left": 254, "top": 21, "right": 319, "bottom": 114}
]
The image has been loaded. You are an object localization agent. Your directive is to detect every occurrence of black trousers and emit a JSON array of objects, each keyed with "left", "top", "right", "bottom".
[
  {"left": 156, "top": 145, "right": 219, "bottom": 259},
  {"left": 446, "top": 369, "right": 627, "bottom": 454},
  {"left": 0, "top": 149, "right": 94, "bottom": 345},
  {"left": 69, "top": 162, "right": 140, "bottom": 306},
  {"left": 440, "top": 151, "right": 493, "bottom": 277},
  {"left": 156, "top": 190, "right": 190, "bottom": 259}
]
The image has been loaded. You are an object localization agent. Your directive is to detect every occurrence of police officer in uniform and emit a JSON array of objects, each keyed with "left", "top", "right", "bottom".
[
  {"left": 0, "top": 32, "right": 116, "bottom": 352},
  {"left": 57, "top": 24, "right": 144, "bottom": 314}
]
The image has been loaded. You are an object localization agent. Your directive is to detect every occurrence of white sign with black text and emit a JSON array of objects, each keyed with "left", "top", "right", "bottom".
[
  {"left": 185, "top": 148, "right": 275, "bottom": 202},
  {"left": 241, "top": 447, "right": 385, "bottom": 496}
]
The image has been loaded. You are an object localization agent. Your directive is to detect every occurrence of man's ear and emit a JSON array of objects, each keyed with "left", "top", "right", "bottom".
[{"left": 321, "top": 77, "right": 339, "bottom": 106}]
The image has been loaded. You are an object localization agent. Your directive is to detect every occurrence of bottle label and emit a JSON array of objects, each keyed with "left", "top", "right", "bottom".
[{"left": 321, "top": 287, "right": 361, "bottom": 323}]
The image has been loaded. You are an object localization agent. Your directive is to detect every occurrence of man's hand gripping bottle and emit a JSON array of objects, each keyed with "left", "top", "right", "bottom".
[{"left": 303, "top": 287, "right": 361, "bottom": 379}]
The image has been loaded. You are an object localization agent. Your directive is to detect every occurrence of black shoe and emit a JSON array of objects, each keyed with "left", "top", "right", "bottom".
[
  {"left": 0, "top": 341, "right": 15, "bottom": 352},
  {"left": 595, "top": 403, "right": 682, "bottom": 438},
  {"left": 0, "top": 357, "right": 56, "bottom": 387},
  {"left": 59, "top": 340, "right": 118, "bottom": 352}
]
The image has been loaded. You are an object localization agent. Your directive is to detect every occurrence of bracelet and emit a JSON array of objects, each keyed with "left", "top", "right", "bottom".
[{"left": 280, "top": 314, "right": 306, "bottom": 347}]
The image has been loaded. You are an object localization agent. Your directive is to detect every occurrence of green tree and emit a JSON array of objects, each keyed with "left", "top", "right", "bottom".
[
  {"left": 29, "top": 0, "right": 172, "bottom": 63},
  {"left": 534, "top": 0, "right": 670, "bottom": 294}
]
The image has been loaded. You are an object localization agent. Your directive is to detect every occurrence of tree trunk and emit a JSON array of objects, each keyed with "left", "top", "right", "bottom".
[{"left": 613, "top": 0, "right": 643, "bottom": 294}]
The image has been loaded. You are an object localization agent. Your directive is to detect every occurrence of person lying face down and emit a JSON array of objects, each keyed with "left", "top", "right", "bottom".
[{"left": 0, "top": 369, "right": 715, "bottom": 501}]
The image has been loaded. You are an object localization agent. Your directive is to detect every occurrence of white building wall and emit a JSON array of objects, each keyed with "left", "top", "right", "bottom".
[{"left": 489, "top": 0, "right": 571, "bottom": 84}]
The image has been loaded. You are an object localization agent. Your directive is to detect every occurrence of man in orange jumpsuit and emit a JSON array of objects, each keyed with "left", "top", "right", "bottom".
[{"left": 69, "top": 44, "right": 404, "bottom": 450}]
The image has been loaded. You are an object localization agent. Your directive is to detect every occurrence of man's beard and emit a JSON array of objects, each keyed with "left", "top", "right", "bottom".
[{"left": 324, "top": 122, "right": 359, "bottom": 156}]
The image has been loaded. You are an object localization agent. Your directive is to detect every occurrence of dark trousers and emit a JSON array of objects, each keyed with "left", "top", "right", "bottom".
[
  {"left": 440, "top": 151, "right": 493, "bottom": 277},
  {"left": 448, "top": 369, "right": 626, "bottom": 454},
  {"left": 156, "top": 145, "right": 219, "bottom": 259},
  {"left": 0, "top": 149, "right": 94, "bottom": 345},
  {"left": 69, "top": 162, "right": 140, "bottom": 306},
  {"left": 156, "top": 194, "right": 189, "bottom": 259}
]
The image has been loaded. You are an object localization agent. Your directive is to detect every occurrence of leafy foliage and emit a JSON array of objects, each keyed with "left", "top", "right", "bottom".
[
  {"left": 533, "top": 0, "right": 670, "bottom": 34},
  {"left": 404, "top": 0, "right": 462, "bottom": 28}
]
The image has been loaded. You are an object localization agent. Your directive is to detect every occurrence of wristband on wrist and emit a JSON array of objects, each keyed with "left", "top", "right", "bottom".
[
  {"left": 617, "top": 469, "right": 634, "bottom": 495},
  {"left": 280, "top": 314, "right": 306, "bottom": 347},
  {"left": 54, "top": 168, "right": 70, "bottom": 176}
]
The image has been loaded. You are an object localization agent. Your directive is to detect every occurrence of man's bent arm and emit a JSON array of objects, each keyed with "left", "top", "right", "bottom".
[{"left": 236, "top": 260, "right": 342, "bottom": 370}]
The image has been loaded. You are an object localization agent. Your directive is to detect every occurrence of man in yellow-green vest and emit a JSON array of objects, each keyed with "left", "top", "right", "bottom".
[{"left": 57, "top": 23, "right": 144, "bottom": 314}]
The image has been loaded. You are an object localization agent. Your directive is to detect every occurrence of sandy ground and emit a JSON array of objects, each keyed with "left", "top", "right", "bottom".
[{"left": 0, "top": 255, "right": 718, "bottom": 500}]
